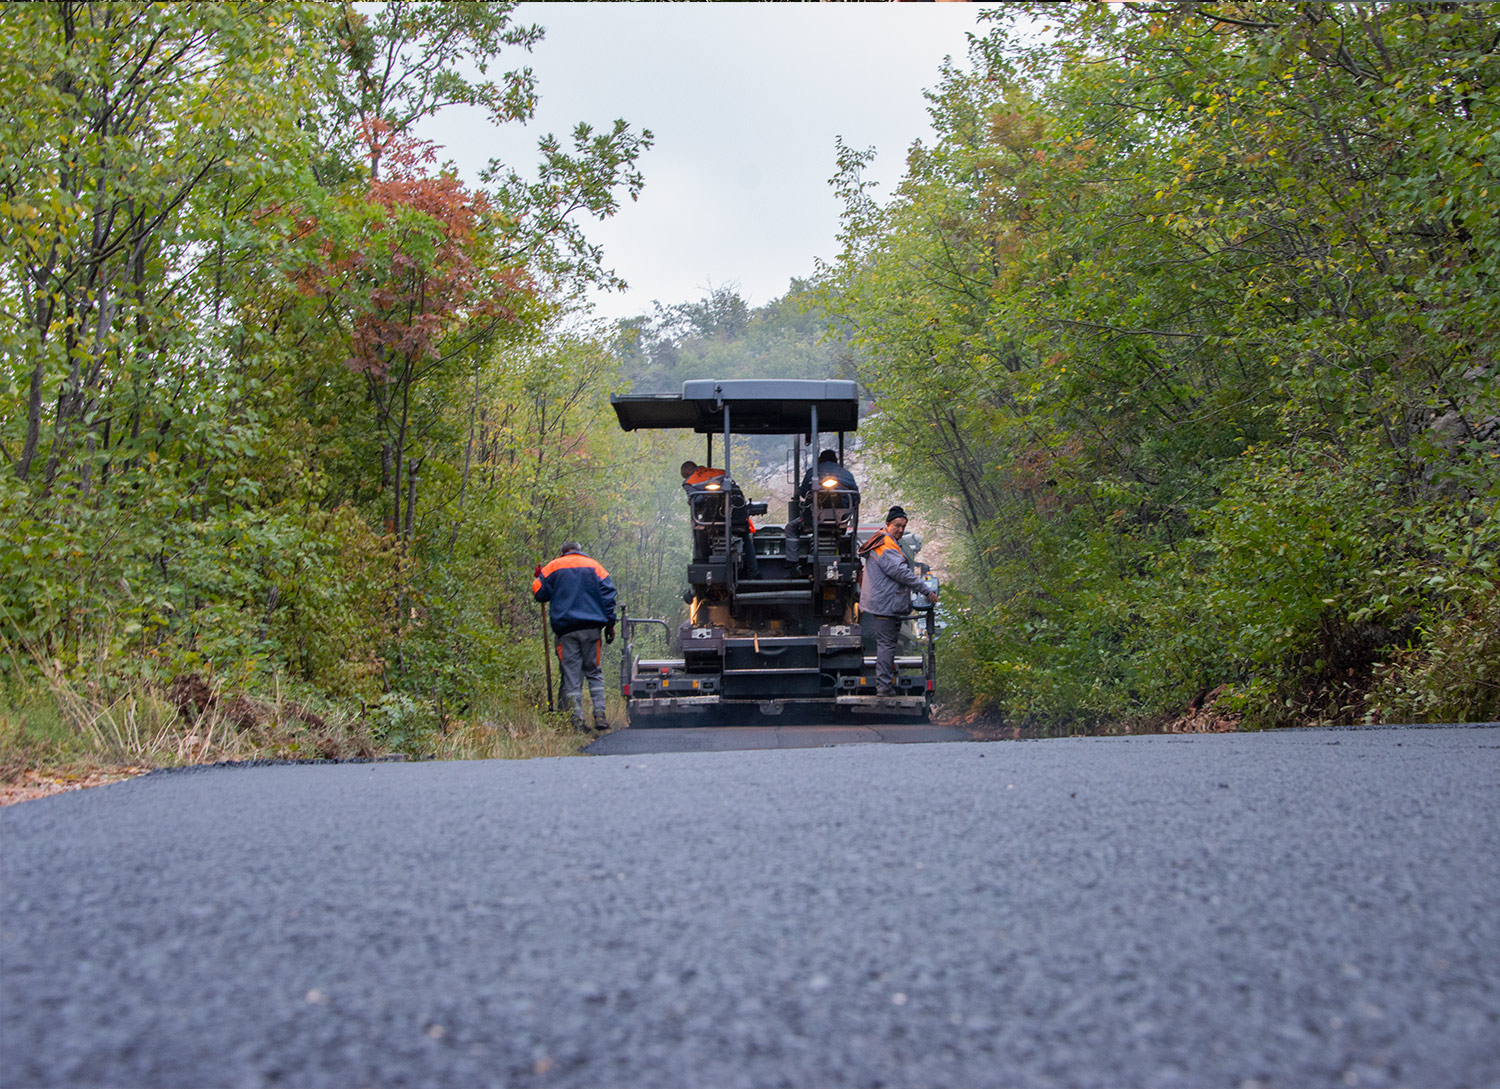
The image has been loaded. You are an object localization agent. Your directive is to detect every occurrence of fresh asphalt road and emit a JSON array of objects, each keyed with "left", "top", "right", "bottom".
[
  {"left": 584, "top": 721, "right": 972, "bottom": 755},
  {"left": 3, "top": 725, "right": 1498, "bottom": 1088}
]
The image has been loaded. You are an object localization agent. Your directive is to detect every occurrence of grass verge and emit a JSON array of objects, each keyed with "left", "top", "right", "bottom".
[{"left": 1, "top": 667, "right": 603, "bottom": 805}]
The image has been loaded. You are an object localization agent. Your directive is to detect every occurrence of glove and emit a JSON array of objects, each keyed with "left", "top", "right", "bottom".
[
  {"left": 604, "top": 623, "right": 616, "bottom": 645},
  {"left": 533, "top": 563, "right": 543, "bottom": 577}
]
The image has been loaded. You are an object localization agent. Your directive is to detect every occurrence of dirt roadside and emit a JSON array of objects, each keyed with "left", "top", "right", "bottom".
[{"left": 0, "top": 766, "right": 153, "bottom": 808}]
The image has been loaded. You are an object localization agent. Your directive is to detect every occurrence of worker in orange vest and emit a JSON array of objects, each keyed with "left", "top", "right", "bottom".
[{"left": 680, "top": 460, "right": 759, "bottom": 579}]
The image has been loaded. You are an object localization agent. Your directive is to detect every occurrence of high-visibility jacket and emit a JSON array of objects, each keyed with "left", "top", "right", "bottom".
[
  {"left": 684, "top": 466, "right": 725, "bottom": 487},
  {"left": 532, "top": 551, "right": 617, "bottom": 635},
  {"left": 858, "top": 530, "right": 927, "bottom": 617}
]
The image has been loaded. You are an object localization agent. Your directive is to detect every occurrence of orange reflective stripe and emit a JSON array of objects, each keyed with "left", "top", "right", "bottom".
[{"left": 541, "top": 553, "right": 611, "bottom": 580}]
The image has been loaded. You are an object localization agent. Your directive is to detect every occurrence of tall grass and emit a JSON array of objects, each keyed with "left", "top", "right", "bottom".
[
  {"left": 433, "top": 694, "right": 616, "bottom": 761},
  {"left": 1, "top": 641, "right": 600, "bottom": 783}
]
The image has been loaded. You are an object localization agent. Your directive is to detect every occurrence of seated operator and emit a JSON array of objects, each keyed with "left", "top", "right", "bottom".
[
  {"left": 680, "top": 460, "right": 760, "bottom": 579},
  {"left": 793, "top": 449, "right": 859, "bottom": 535}
]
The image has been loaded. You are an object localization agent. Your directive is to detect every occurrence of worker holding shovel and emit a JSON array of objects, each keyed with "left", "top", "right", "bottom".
[{"left": 531, "top": 542, "right": 617, "bottom": 733}]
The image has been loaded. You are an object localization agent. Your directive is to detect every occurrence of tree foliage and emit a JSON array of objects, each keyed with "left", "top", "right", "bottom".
[
  {"left": 824, "top": 2, "right": 1500, "bottom": 728},
  {"left": 0, "top": 1, "right": 654, "bottom": 755}
]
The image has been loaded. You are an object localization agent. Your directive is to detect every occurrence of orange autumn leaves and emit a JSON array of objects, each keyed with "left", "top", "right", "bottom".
[{"left": 299, "top": 123, "right": 531, "bottom": 381}]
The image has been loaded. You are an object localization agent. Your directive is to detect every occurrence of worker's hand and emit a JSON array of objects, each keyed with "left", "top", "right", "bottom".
[
  {"left": 533, "top": 563, "right": 543, "bottom": 577},
  {"left": 605, "top": 623, "right": 616, "bottom": 644},
  {"left": 926, "top": 591, "right": 938, "bottom": 604}
]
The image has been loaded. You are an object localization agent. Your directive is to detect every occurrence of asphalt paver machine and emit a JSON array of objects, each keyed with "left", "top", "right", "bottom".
[{"left": 611, "top": 379, "right": 937, "bottom": 725}]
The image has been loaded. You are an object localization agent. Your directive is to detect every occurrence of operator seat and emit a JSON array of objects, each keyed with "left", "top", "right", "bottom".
[{"left": 811, "top": 498, "right": 860, "bottom": 559}]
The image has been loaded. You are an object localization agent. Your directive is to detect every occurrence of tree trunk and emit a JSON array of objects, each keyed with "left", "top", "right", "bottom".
[
  {"left": 405, "top": 458, "right": 420, "bottom": 542},
  {"left": 392, "top": 359, "right": 413, "bottom": 540},
  {"left": 449, "top": 359, "right": 480, "bottom": 557},
  {"left": 16, "top": 361, "right": 45, "bottom": 481}
]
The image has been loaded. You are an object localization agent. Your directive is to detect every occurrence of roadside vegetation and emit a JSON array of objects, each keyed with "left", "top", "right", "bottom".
[
  {"left": 0, "top": 1, "right": 665, "bottom": 778},
  {"left": 819, "top": 3, "right": 1499, "bottom": 732}
]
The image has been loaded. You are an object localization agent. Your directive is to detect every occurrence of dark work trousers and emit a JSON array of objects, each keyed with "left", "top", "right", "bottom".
[
  {"left": 557, "top": 628, "right": 606, "bottom": 728},
  {"left": 869, "top": 614, "right": 905, "bottom": 694}
]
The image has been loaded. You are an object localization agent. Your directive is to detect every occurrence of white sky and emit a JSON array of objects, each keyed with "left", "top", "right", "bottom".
[{"left": 419, "top": 2, "right": 990, "bottom": 322}]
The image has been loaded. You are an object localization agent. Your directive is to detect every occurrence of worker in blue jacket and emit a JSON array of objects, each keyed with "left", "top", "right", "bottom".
[{"left": 532, "top": 542, "right": 617, "bottom": 732}]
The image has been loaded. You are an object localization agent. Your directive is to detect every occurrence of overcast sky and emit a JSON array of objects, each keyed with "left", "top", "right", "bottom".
[{"left": 419, "top": 3, "right": 990, "bottom": 322}]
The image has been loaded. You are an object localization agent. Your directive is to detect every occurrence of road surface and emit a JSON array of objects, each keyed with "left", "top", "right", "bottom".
[
  {"left": 585, "top": 721, "right": 971, "bottom": 754},
  {"left": 3, "top": 724, "right": 1497, "bottom": 1087}
]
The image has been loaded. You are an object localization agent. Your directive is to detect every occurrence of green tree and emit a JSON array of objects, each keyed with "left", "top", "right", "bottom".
[
  {"left": 1, "top": 1, "right": 325, "bottom": 487},
  {"left": 320, "top": 0, "right": 542, "bottom": 181},
  {"left": 0, "top": 2, "right": 332, "bottom": 669}
]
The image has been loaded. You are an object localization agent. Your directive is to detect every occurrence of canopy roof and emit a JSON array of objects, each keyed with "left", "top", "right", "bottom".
[{"left": 611, "top": 379, "right": 860, "bottom": 435}]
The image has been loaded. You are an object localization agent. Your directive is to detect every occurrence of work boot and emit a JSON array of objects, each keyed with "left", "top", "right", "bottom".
[{"left": 876, "top": 687, "right": 896, "bottom": 698}]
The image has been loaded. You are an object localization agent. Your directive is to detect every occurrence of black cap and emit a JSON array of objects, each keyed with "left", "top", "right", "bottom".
[{"left": 885, "top": 505, "right": 908, "bottom": 524}]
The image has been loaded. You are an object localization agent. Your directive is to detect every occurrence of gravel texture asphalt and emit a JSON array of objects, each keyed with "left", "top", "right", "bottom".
[
  {"left": 584, "top": 722, "right": 972, "bottom": 754},
  {"left": 2, "top": 724, "right": 1498, "bottom": 1088}
]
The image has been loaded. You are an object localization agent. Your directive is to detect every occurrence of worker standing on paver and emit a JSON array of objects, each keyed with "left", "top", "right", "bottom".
[
  {"left": 858, "top": 506, "right": 937, "bottom": 697},
  {"left": 532, "top": 541, "right": 617, "bottom": 732}
]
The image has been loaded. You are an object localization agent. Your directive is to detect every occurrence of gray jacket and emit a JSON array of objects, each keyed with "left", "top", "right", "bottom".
[{"left": 858, "top": 531, "right": 928, "bottom": 617}]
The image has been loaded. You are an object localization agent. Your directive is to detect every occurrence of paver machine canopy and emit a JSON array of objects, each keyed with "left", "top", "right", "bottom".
[{"left": 612, "top": 378, "right": 861, "bottom": 436}]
